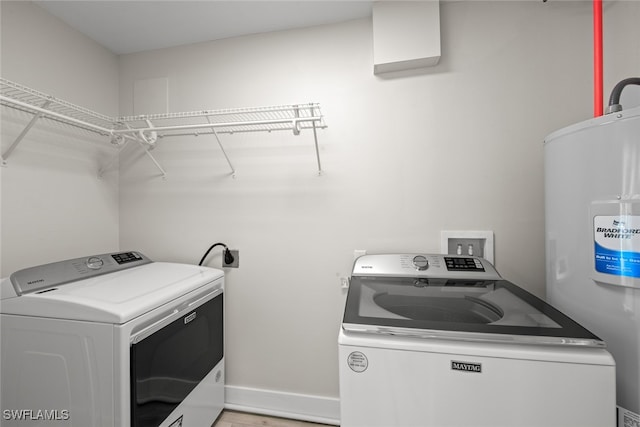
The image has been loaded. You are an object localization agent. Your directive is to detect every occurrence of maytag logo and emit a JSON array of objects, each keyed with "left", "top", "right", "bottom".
[
  {"left": 27, "top": 279, "right": 45, "bottom": 285},
  {"left": 184, "top": 312, "right": 197, "bottom": 325},
  {"left": 451, "top": 360, "right": 482, "bottom": 373}
]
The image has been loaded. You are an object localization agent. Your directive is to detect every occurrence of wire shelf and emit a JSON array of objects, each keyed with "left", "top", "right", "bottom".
[
  {"left": 0, "top": 78, "right": 114, "bottom": 135},
  {"left": 0, "top": 77, "right": 326, "bottom": 176},
  {"left": 115, "top": 103, "right": 325, "bottom": 137}
]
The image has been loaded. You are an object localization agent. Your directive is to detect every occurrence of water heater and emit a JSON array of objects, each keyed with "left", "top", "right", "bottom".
[{"left": 545, "top": 104, "right": 640, "bottom": 426}]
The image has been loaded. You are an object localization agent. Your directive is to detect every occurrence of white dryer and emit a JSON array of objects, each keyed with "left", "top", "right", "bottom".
[
  {"left": 339, "top": 254, "right": 616, "bottom": 427},
  {"left": 0, "top": 251, "right": 224, "bottom": 427}
]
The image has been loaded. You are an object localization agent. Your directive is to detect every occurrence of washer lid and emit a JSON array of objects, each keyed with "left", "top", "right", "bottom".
[
  {"left": 343, "top": 277, "right": 604, "bottom": 347},
  {"left": 0, "top": 262, "right": 223, "bottom": 324}
]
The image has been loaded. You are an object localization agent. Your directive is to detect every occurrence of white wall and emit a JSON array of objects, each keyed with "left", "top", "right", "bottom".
[
  {"left": 1, "top": 0, "right": 638, "bottom": 419},
  {"left": 117, "top": 0, "right": 640, "bottom": 405},
  {"left": 0, "top": 1, "right": 120, "bottom": 275}
]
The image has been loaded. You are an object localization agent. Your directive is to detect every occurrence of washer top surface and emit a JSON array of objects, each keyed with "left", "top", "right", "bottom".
[
  {"left": 0, "top": 252, "right": 223, "bottom": 324},
  {"left": 344, "top": 254, "right": 604, "bottom": 347}
]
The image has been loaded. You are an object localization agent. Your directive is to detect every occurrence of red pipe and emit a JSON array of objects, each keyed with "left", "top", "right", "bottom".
[{"left": 593, "top": 0, "right": 603, "bottom": 117}]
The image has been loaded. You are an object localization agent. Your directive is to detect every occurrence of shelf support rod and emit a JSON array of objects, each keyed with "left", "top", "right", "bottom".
[
  {"left": 207, "top": 116, "right": 235, "bottom": 177},
  {"left": 311, "top": 119, "right": 322, "bottom": 175},
  {"left": 98, "top": 124, "right": 166, "bottom": 178},
  {"left": 133, "top": 119, "right": 166, "bottom": 178},
  {"left": 99, "top": 123, "right": 144, "bottom": 177},
  {"left": 98, "top": 140, "right": 130, "bottom": 178},
  {"left": 137, "top": 140, "right": 167, "bottom": 179},
  {"left": 2, "top": 99, "right": 52, "bottom": 164}
]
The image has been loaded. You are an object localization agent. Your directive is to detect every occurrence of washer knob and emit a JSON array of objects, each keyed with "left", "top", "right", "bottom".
[
  {"left": 413, "top": 255, "right": 429, "bottom": 271},
  {"left": 86, "top": 256, "right": 104, "bottom": 270}
]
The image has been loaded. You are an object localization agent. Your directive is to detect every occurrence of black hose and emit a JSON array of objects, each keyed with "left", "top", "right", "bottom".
[
  {"left": 199, "top": 242, "right": 232, "bottom": 266},
  {"left": 607, "top": 77, "right": 640, "bottom": 113}
]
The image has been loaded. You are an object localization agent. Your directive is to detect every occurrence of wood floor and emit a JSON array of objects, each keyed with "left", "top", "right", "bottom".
[{"left": 212, "top": 410, "right": 335, "bottom": 427}]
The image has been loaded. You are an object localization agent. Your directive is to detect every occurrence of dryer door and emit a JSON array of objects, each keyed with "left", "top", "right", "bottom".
[{"left": 130, "top": 290, "right": 223, "bottom": 427}]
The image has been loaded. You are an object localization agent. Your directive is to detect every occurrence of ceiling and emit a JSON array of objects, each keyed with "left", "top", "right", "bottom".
[{"left": 35, "top": 1, "right": 374, "bottom": 55}]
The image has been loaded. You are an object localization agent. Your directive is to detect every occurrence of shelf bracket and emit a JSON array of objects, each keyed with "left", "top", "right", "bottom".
[
  {"left": 98, "top": 122, "right": 166, "bottom": 179},
  {"left": 292, "top": 105, "right": 301, "bottom": 136},
  {"left": 137, "top": 119, "right": 158, "bottom": 146},
  {"left": 2, "top": 99, "right": 52, "bottom": 164}
]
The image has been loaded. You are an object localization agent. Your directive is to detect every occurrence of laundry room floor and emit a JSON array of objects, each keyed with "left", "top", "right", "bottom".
[{"left": 212, "top": 410, "right": 335, "bottom": 427}]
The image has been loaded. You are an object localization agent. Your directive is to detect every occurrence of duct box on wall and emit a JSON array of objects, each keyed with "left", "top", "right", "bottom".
[{"left": 373, "top": 1, "right": 441, "bottom": 74}]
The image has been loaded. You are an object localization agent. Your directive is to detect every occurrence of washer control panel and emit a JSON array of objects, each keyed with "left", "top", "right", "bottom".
[
  {"left": 352, "top": 253, "right": 501, "bottom": 280},
  {"left": 10, "top": 251, "right": 151, "bottom": 295}
]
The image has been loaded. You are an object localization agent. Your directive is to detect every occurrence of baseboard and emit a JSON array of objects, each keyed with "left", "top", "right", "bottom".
[{"left": 224, "top": 385, "right": 340, "bottom": 425}]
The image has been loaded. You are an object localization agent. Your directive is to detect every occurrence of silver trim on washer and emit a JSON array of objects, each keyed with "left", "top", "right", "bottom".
[{"left": 341, "top": 323, "right": 606, "bottom": 348}]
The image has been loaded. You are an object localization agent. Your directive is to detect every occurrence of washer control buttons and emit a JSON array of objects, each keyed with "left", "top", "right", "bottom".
[
  {"left": 86, "top": 256, "right": 104, "bottom": 270},
  {"left": 111, "top": 252, "right": 142, "bottom": 265},
  {"left": 444, "top": 257, "right": 485, "bottom": 271},
  {"left": 412, "top": 255, "right": 429, "bottom": 271}
]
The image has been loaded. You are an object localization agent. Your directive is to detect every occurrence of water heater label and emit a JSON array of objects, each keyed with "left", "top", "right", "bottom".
[{"left": 594, "top": 215, "right": 640, "bottom": 279}]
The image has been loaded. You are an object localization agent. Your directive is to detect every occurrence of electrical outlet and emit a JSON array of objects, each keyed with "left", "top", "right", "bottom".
[
  {"left": 223, "top": 250, "right": 239, "bottom": 268},
  {"left": 441, "top": 231, "right": 494, "bottom": 264}
]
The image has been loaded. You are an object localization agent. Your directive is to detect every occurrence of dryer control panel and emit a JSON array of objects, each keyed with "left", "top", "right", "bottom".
[
  {"left": 9, "top": 251, "right": 151, "bottom": 295},
  {"left": 352, "top": 253, "right": 501, "bottom": 280}
]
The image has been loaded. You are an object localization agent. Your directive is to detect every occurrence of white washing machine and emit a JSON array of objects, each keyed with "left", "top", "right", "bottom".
[
  {"left": 338, "top": 254, "right": 616, "bottom": 427},
  {"left": 0, "top": 251, "right": 225, "bottom": 427}
]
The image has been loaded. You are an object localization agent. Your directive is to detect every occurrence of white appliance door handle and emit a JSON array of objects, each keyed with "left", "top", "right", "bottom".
[
  {"left": 188, "top": 288, "right": 222, "bottom": 308},
  {"left": 130, "top": 287, "right": 222, "bottom": 344}
]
